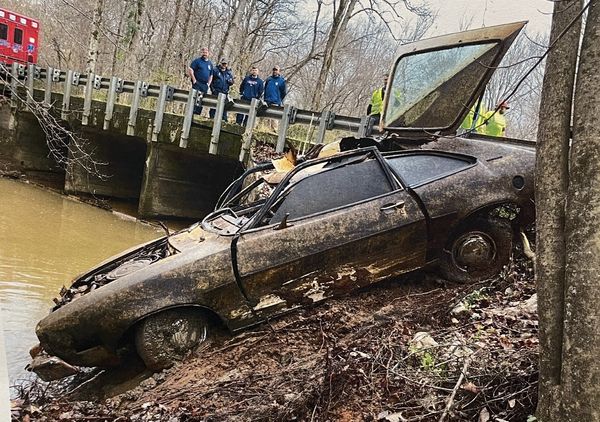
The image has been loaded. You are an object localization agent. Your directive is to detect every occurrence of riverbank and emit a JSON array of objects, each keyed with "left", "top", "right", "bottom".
[{"left": 11, "top": 250, "right": 539, "bottom": 421}]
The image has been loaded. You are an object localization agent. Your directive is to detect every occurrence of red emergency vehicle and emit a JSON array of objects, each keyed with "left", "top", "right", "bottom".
[{"left": 0, "top": 7, "right": 40, "bottom": 65}]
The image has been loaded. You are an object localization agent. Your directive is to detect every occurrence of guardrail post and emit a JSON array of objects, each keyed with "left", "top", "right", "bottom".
[
  {"left": 82, "top": 73, "right": 94, "bottom": 126},
  {"left": 179, "top": 88, "right": 198, "bottom": 148},
  {"left": 103, "top": 76, "right": 118, "bottom": 130},
  {"left": 239, "top": 98, "right": 259, "bottom": 162},
  {"left": 26, "top": 64, "right": 35, "bottom": 105},
  {"left": 10, "top": 63, "right": 19, "bottom": 107},
  {"left": 61, "top": 70, "right": 74, "bottom": 119},
  {"left": 151, "top": 84, "right": 168, "bottom": 142},
  {"left": 315, "top": 110, "right": 330, "bottom": 145},
  {"left": 127, "top": 80, "right": 143, "bottom": 136},
  {"left": 209, "top": 93, "right": 226, "bottom": 154},
  {"left": 357, "top": 115, "right": 370, "bottom": 138},
  {"left": 44, "top": 66, "right": 53, "bottom": 105},
  {"left": 276, "top": 104, "right": 292, "bottom": 153}
]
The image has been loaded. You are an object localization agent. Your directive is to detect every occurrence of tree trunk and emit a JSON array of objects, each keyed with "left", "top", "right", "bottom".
[
  {"left": 178, "top": 0, "right": 194, "bottom": 86},
  {"left": 534, "top": 1, "right": 582, "bottom": 420},
  {"left": 229, "top": 0, "right": 248, "bottom": 61},
  {"left": 559, "top": 2, "right": 600, "bottom": 420},
  {"left": 216, "top": 0, "right": 246, "bottom": 62},
  {"left": 311, "top": 0, "right": 358, "bottom": 111},
  {"left": 110, "top": 10, "right": 126, "bottom": 75},
  {"left": 158, "top": 0, "right": 183, "bottom": 72},
  {"left": 85, "top": 0, "right": 105, "bottom": 74}
]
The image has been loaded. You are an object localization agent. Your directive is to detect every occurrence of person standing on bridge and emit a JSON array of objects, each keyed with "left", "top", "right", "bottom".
[
  {"left": 236, "top": 66, "right": 264, "bottom": 126},
  {"left": 188, "top": 47, "right": 214, "bottom": 115},
  {"left": 263, "top": 66, "right": 287, "bottom": 107},
  {"left": 209, "top": 58, "right": 235, "bottom": 120}
]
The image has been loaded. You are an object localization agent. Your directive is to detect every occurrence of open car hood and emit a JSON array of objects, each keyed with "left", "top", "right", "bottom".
[{"left": 382, "top": 21, "right": 526, "bottom": 139}]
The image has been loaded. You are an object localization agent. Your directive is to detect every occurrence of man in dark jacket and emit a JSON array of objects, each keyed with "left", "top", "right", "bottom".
[
  {"left": 264, "top": 66, "right": 286, "bottom": 106},
  {"left": 236, "top": 66, "right": 264, "bottom": 125},
  {"left": 210, "top": 58, "right": 235, "bottom": 120},
  {"left": 188, "top": 47, "right": 214, "bottom": 115}
]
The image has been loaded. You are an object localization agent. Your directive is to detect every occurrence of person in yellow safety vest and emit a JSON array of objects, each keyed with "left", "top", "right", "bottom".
[
  {"left": 367, "top": 74, "right": 389, "bottom": 125},
  {"left": 460, "top": 104, "right": 487, "bottom": 133},
  {"left": 483, "top": 101, "right": 509, "bottom": 137}
]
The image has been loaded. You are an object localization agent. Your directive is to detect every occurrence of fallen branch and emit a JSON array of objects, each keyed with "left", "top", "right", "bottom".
[{"left": 438, "top": 355, "right": 473, "bottom": 422}]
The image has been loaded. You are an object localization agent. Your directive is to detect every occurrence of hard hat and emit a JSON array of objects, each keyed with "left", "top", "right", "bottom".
[{"left": 498, "top": 101, "right": 510, "bottom": 109}]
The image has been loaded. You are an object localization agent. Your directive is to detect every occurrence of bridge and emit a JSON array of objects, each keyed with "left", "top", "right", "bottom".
[{"left": 0, "top": 62, "right": 370, "bottom": 219}]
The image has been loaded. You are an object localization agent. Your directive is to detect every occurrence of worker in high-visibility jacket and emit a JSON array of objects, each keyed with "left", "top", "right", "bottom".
[
  {"left": 483, "top": 101, "right": 509, "bottom": 137},
  {"left": 367, "top": 74, "right": 389, "bottom": 125},
  {"left": 460, "top": 105, "right": 487, "bottom": 133}
]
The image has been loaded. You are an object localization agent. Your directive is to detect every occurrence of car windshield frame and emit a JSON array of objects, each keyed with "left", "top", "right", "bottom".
[
  {"left": 381, "top": 21, "right": 526, "bottom": 137},
  {"left": 215, "top": 161, "right": 274, "bottom": 210},
  {"left": 384, "top": 40, "right": 501, "bottom": 131},
  {"left": 243, "top": 146, "right": 401, "bottom": 231}
]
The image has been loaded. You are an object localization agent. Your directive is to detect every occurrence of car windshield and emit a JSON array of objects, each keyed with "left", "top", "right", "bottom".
[
  {"left": 203, "top": 151, "right": 376, "bottom": 233},
  {"left": 385, "top": 41, "right": 500, "bottom": 130},
  {"left": 203, "top": 175, "right": 276, "bottom": 234}
]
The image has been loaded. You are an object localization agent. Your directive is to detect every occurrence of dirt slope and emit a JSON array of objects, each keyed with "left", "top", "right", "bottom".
[{"left": 12, "top": 252, "right": 538, "bottom": 422}]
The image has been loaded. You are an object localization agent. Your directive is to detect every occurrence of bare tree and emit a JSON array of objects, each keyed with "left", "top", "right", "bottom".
[
  {"left": 86, "top": 0, "right": 105, "bottom": 74},
  {"left": 310, "top": 0, "right": 359, "bottom": 110},
  {"left": 534, "top": 0, "right": 600, "bottom": 420}
]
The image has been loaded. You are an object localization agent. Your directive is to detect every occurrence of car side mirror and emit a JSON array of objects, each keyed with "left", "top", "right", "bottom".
[{"left": 274, "top": 213, "right": 293, "bottom": 230}]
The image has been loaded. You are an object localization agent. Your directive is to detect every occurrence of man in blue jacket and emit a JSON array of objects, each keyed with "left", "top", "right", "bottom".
[
  {"left": 209, "top": 58, "right": 235, "bottom": 120},
  {"left": 188, "top": 47, "right": 213, "bottom": 115},
  {"left": 236, "top": 66, "right": 264, "bottom": 125},
  {"left": 264, "top": 66, "right": 286, "bottom": 106}
]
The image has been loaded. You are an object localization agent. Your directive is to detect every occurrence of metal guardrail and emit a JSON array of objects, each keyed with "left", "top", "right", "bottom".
[{"left": 0, "top": 62, "right": 372, "bottom": 161}]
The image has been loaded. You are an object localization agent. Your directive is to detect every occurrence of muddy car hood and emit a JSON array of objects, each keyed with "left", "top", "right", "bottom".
[
  {"left": 50, "top": 224, "right": 220, "bottom": 310},
  {"left": 36, "top": 225, "right": 241, "bottom": 364}
]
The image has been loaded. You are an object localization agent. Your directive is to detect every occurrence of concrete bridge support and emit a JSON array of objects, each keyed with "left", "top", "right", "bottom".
[
  {"left": 64, "top": 129, "right": 147, "bottom": 200},
  {"left": 139, "top": 142, "right": 243, "bottom": 219},
  {"left": 0, "top": 100, "right": 245, "bottom": 219},
  {"left": 0, "top": 106, "right": 63, "bottom": 175}
]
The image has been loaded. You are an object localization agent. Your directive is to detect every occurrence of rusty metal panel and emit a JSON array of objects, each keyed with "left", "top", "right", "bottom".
[{"left": 236, "top": 190, "right": 427, "bottom": 315}]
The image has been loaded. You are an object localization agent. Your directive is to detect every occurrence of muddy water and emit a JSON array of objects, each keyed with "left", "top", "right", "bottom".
[{"left": 0, "top": 178, "right": 162, "bottom": 385}]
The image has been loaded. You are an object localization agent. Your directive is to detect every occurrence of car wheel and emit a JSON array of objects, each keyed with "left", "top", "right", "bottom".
[
  {"left": 135, "top": 308, "right": 210, "bottom": 371},
  {"left": 440, "top": 217, "right": 512, "bottom": 283}
]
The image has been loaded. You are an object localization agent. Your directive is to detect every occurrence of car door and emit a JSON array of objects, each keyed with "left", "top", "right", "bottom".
[{"left": 234, "top": 150, "right": 427, "bottom": 317}]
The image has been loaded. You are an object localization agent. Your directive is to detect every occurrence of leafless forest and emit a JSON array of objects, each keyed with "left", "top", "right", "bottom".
[{"left": 6, "top": 0, "right": 547, "bottom": 139}]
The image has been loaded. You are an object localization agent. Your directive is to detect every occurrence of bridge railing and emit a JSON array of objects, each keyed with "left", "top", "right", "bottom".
[{"left": 0, "top": 62, "right": 373, "bottom": 162}]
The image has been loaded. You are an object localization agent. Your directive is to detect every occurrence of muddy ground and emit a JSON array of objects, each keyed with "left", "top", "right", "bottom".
[{"left": 11, "top": 250, "right": 538, "bottom": 422}]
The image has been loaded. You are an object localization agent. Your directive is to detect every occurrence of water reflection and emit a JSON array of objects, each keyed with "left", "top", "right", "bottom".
[{"left": 0, "top": 178, "right": 162, "bottom": 384}]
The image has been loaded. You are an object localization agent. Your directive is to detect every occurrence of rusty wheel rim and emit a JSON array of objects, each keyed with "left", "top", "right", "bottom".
[
  {"left": 163, "top": 316, "right": 207, "bottom": 355},
  {"left": 451, "top": 231, "right": 497, "bottom": 272}
]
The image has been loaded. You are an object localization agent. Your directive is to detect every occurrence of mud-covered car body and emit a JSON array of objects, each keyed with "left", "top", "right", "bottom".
[
  {"left": 37, "top": 139, "right": 534, "bottom": 368},
  {"left": 35, "top": 21, "right": 535, "bottom": 369}
]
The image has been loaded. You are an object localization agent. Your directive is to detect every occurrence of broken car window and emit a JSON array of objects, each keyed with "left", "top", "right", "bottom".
[
  {"left": 268, "top": 159, "right": 393, "bottom": 224},
  {"left": 385, "top": 42, "right": 500, "bottom": 129},
  {"left": 387, "top": 154, "right": 474, "bottom": 187}
]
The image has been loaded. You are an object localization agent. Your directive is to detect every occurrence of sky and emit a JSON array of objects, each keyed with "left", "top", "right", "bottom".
[{"left": 428, "top": 0, "right": 553, "bottom": 36}]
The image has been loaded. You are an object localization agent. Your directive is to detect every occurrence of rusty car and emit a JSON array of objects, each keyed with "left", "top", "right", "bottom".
[{"left": 32, "top": 21, "right": 535, "bottom": 378}]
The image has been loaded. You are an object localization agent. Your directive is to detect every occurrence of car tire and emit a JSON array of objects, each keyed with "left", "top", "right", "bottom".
[
  {"left": 440, "top": 217, "right": 512, "bottom": 284},
  {"left": 135, "top": 308, "right": 210, "bottom": 371}
]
